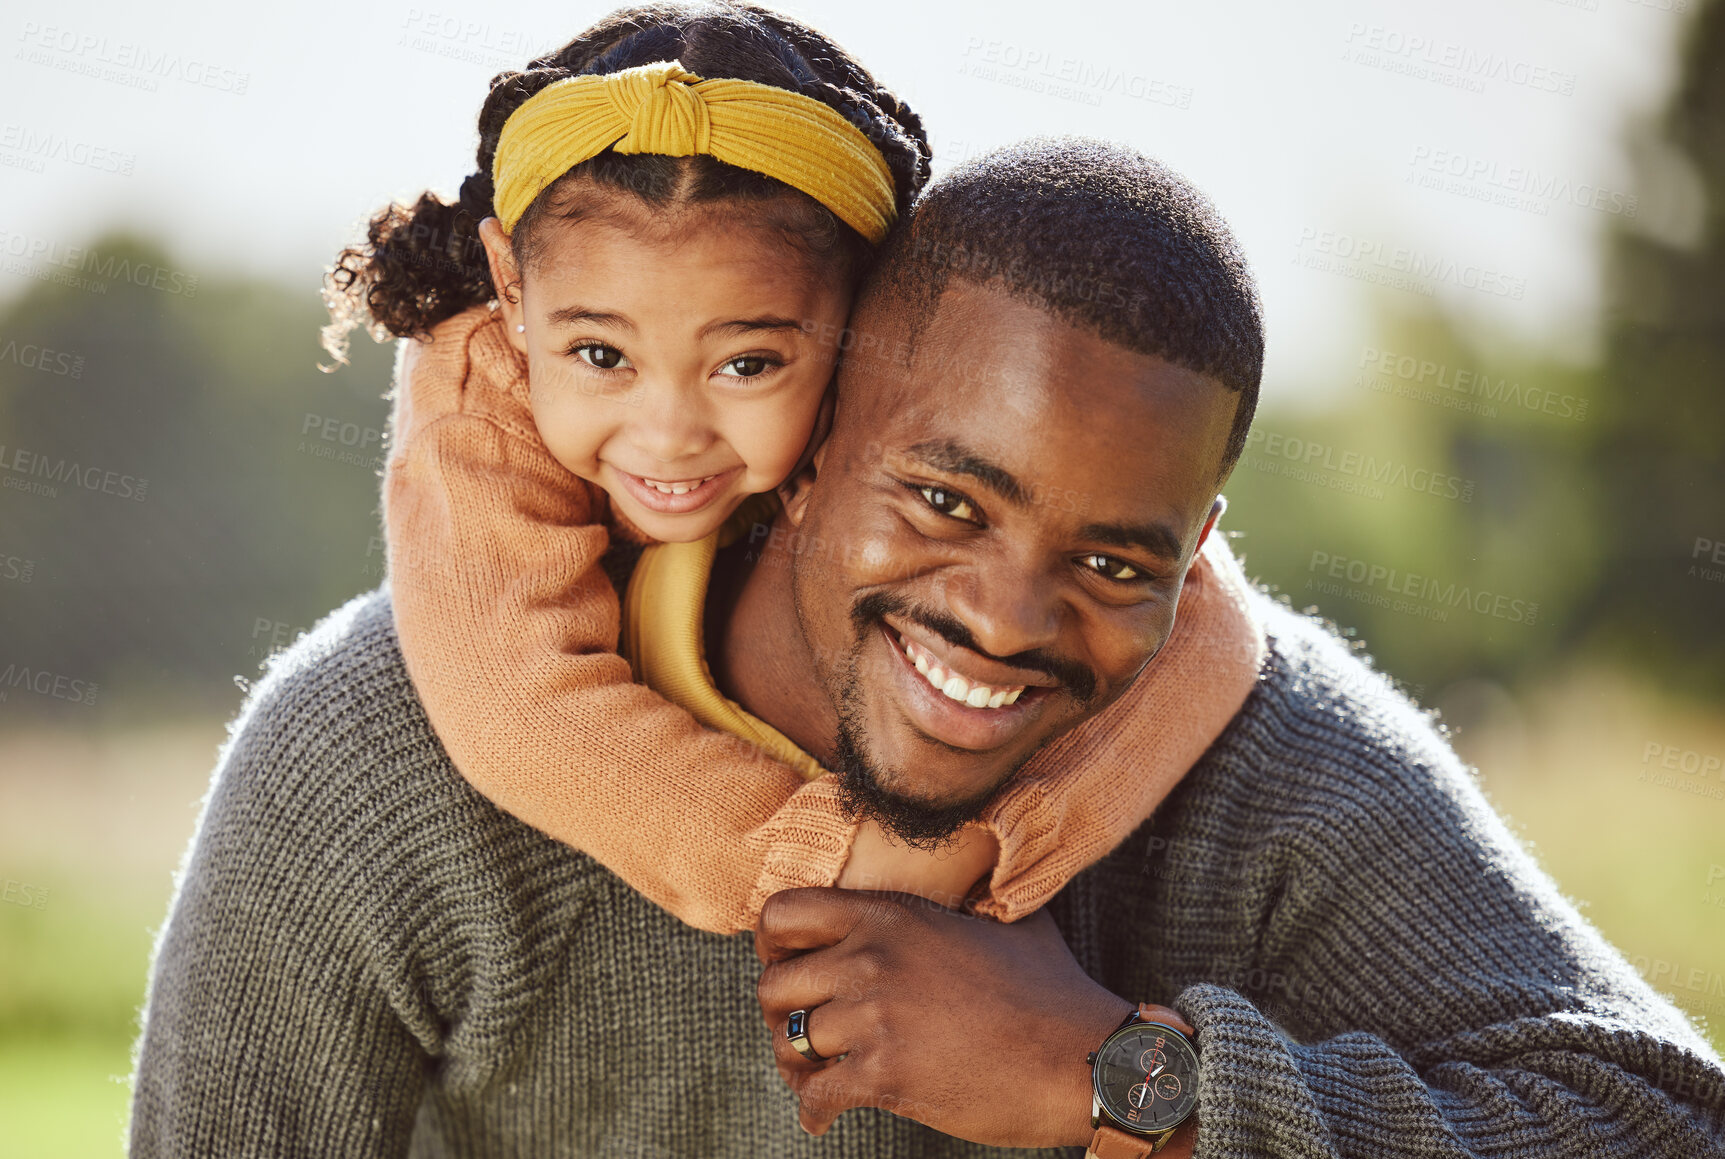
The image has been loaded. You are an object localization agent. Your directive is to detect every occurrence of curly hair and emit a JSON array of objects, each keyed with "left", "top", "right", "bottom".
[{"left": 322, "top": 1, "right": 931, "bottom": 363}]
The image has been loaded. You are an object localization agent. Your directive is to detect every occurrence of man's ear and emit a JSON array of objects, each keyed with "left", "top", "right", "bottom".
[
  {"left": 777, "top": 437, "right": 828, "bottom": 527},
  {"left": 1188, "top": 494, "right": 1226, "bottom": 568},
  {"left": 478, "top": 217, "right": 527, "bottom": 354}
]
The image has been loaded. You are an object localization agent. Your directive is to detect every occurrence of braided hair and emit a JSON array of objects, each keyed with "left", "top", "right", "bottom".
[{"left": 323, "top": 1, "right": 931, "bottom": 363}]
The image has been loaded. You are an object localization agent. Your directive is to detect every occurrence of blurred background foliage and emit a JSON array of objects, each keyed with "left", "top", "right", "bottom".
[
  {"left": 0, "top": 248, "right": 394, "bottom": 711},
  {"left": 2, "top": 5, "right": 1722, "bottom": 717},
  {"left": 1, "top": 3, "right": 1723, "bottom": 1156},
  {"left": 1229, "top": 0, "right": 1725, "bottom": 705}
]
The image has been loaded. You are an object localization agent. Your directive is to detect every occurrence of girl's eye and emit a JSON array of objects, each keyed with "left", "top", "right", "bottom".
[
  {"left": 918, "top": 485, "right": 978, "bottom": 523},
  {"left": 717, "top": 355, "right": 775, "bottom": 379},
  {"left": 572, "top": 342, "right": 629, "bottom": 370},
  {"left": 1080, "top": 553, "right": 1142, "bottom": 582}
]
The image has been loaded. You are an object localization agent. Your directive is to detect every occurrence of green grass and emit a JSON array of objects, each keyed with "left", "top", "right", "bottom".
[
  {"left": 0, "top": 720, "right": 210, "bottom": 1158},
  {"left": 0, "top": 1034, "right": 133, "bottom": 1159},
  {"left": 0, "top": 872, "right": 162, "bottom": 1157},
  {"left": 1465, "top": 671, "right": 1725, "bottom": 1054}
]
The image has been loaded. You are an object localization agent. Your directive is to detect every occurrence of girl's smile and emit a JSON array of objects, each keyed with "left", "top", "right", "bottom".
[
  {"left": 480, "top": 199, "right": 852, "bottom": 544},
  {"left": 610, "top": 464, "right": 743, "bottom": 515}
]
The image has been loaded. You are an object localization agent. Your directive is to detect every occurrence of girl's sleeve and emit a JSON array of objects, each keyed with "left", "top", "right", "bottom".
[{"left": 384, "top": 394, "right": 860, "bottom": 935}]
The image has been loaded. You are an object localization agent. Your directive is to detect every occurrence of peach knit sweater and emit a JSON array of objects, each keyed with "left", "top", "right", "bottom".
[{"left": 383, "top": 305, "right": 1267, "bottom": 934}]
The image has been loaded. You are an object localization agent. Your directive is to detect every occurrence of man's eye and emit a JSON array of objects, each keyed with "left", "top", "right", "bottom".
[
  {"left": 919, "top": 485, "right": 978, "bottom": 522},
  {"left": 571, "top": 342, "right": 629, "bottom": 370},
  {"left": 717, "top": 355, "right": 776, "bottom": 379},
  {"left": 1080, "top": 553, "right": 1141, "bottom": 581}
]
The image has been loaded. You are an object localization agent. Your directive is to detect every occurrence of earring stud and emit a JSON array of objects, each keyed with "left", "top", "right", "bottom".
[{"left": 516, "top": 324, "right": 525, "bottom": 333}]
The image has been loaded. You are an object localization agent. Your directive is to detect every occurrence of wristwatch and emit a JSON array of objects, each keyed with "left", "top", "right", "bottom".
[{"left": 1085, "top": 1004, "right": 1199, "bottom": 1157}]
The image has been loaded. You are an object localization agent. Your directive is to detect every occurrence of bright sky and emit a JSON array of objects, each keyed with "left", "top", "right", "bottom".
[{"left": 0, "top": 0, "right": 1694, "bottom": 405}]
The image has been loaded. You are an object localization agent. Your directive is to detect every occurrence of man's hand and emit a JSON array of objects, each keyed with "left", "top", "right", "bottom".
[{"left": 753, "top": 886, "right": 1137, "bottom": 1147}]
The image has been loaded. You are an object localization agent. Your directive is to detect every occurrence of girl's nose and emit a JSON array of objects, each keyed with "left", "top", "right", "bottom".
[{"left": 627, "top": 380, "right": 715, "bottom": 465}]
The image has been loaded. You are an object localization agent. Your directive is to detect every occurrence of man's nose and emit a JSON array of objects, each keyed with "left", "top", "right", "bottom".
[
  {"left": 627, "top": 379, "right": 714, "bottom": 463},
  {"left": 937, "top": 554, "right": 1064, "bottom": 664}
]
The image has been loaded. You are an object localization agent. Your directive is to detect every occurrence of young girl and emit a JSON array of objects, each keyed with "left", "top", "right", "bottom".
[{"left": 323, "top": 1, "right": 1264, "bottom": 935}]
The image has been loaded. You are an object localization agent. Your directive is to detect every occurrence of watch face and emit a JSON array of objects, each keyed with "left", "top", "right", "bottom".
[{"left": 1093, "top": 1022, "right": 1198, "bottom": 1134}]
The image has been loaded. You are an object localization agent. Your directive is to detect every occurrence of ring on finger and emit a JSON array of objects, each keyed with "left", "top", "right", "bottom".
[{"left": 786, "top": 1008, "right": 826, "bottom": 1062}]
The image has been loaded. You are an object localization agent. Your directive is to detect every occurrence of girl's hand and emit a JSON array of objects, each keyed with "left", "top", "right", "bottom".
[{"left": 835, "top": 819, "right": 998, "bottom": 912}]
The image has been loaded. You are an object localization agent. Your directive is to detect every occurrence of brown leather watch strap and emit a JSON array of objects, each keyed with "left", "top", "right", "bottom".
[
  {"left": 1087, "top": 1122, "right": 1161, "bottom": 1159},
  {"left": 1134, "top": 1002, "right": 1194, "bottom": 1037},
  {"left": 1088, "top": 1004, "right": 1195, "bottom": 1157}
]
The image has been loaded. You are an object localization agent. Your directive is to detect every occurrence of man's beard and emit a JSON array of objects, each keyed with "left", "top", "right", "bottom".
[
  {"left": 819, "top": 590, "right": 1096, "bottom": 851},
  {"left": 791, "top": 561, "right": 1098, "bottom": 851},
  {"left": 827, "top": 646, "right": 1018, "bottom": 851}
]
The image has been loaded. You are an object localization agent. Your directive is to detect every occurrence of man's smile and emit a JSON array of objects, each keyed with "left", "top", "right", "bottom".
[
  {"left": 875, "top": 620, "right": 1053, "bottom": 752},
  {"left": 901, "top": 631, "right": 1025, "bottom": 708}
]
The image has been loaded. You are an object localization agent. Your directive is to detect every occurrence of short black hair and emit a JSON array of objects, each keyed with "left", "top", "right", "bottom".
[{"left": 867, "top": 136, "right": 1263, "bottom": 473}]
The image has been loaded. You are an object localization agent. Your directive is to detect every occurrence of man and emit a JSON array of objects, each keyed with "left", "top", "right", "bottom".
[{"left": 128, "top": 140, "right": 1725, "bottom": 1157}]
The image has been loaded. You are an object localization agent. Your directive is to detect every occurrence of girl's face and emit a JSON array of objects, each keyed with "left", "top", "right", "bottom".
[{"left": 481, "top": 200, "right": 851, "bottom": 544}]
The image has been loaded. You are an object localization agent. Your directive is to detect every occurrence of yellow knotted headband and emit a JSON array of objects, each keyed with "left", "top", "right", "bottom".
[{"left": 491, "top": 61, "right": 897, "bottom": 243}]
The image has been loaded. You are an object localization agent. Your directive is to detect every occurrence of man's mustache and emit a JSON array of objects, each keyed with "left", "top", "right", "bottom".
[{"left": 850, "top": 590, "right": 1098, "bottom": 706}]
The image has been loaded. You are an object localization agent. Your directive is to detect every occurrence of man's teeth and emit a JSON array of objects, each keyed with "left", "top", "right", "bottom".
[
  {"left": 642, "top": 474, "right": 716, "bottom": 495},
  {"left": 900, "top": 634, "right": 1024, "bottom": 709}
]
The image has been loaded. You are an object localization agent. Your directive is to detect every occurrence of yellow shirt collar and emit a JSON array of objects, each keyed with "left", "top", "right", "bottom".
[{"left": 620, "top": 496, "right": 825, "bottom": 783}]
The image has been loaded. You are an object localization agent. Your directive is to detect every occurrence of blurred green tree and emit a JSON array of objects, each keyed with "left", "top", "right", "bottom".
[
  {"left": 1227, "top": 0, "right": 1724, "bottom": 704},
  {"left": 1578, "top": 0, "right": 1725, "bottom": 697},
  {"left": 4, "top": 0, "right": 1723, "bottom": 720},
  {"left": 0, "top": 234, "right": 394, "bottom": 719}
]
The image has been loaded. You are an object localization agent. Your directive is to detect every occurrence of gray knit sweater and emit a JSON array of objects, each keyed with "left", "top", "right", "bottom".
[{"left": 128, "top": 587, "right": 1725, "bottom": 1157}]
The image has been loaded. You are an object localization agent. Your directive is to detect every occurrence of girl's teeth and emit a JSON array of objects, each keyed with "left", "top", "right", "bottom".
[{"left": 645, "top": 474, "right": 715, "bottom": 495}]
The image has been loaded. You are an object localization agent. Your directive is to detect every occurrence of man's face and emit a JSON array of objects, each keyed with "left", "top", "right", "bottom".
[{"left": 786, "top": 280, "right": 1239, "bottom": 846}]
